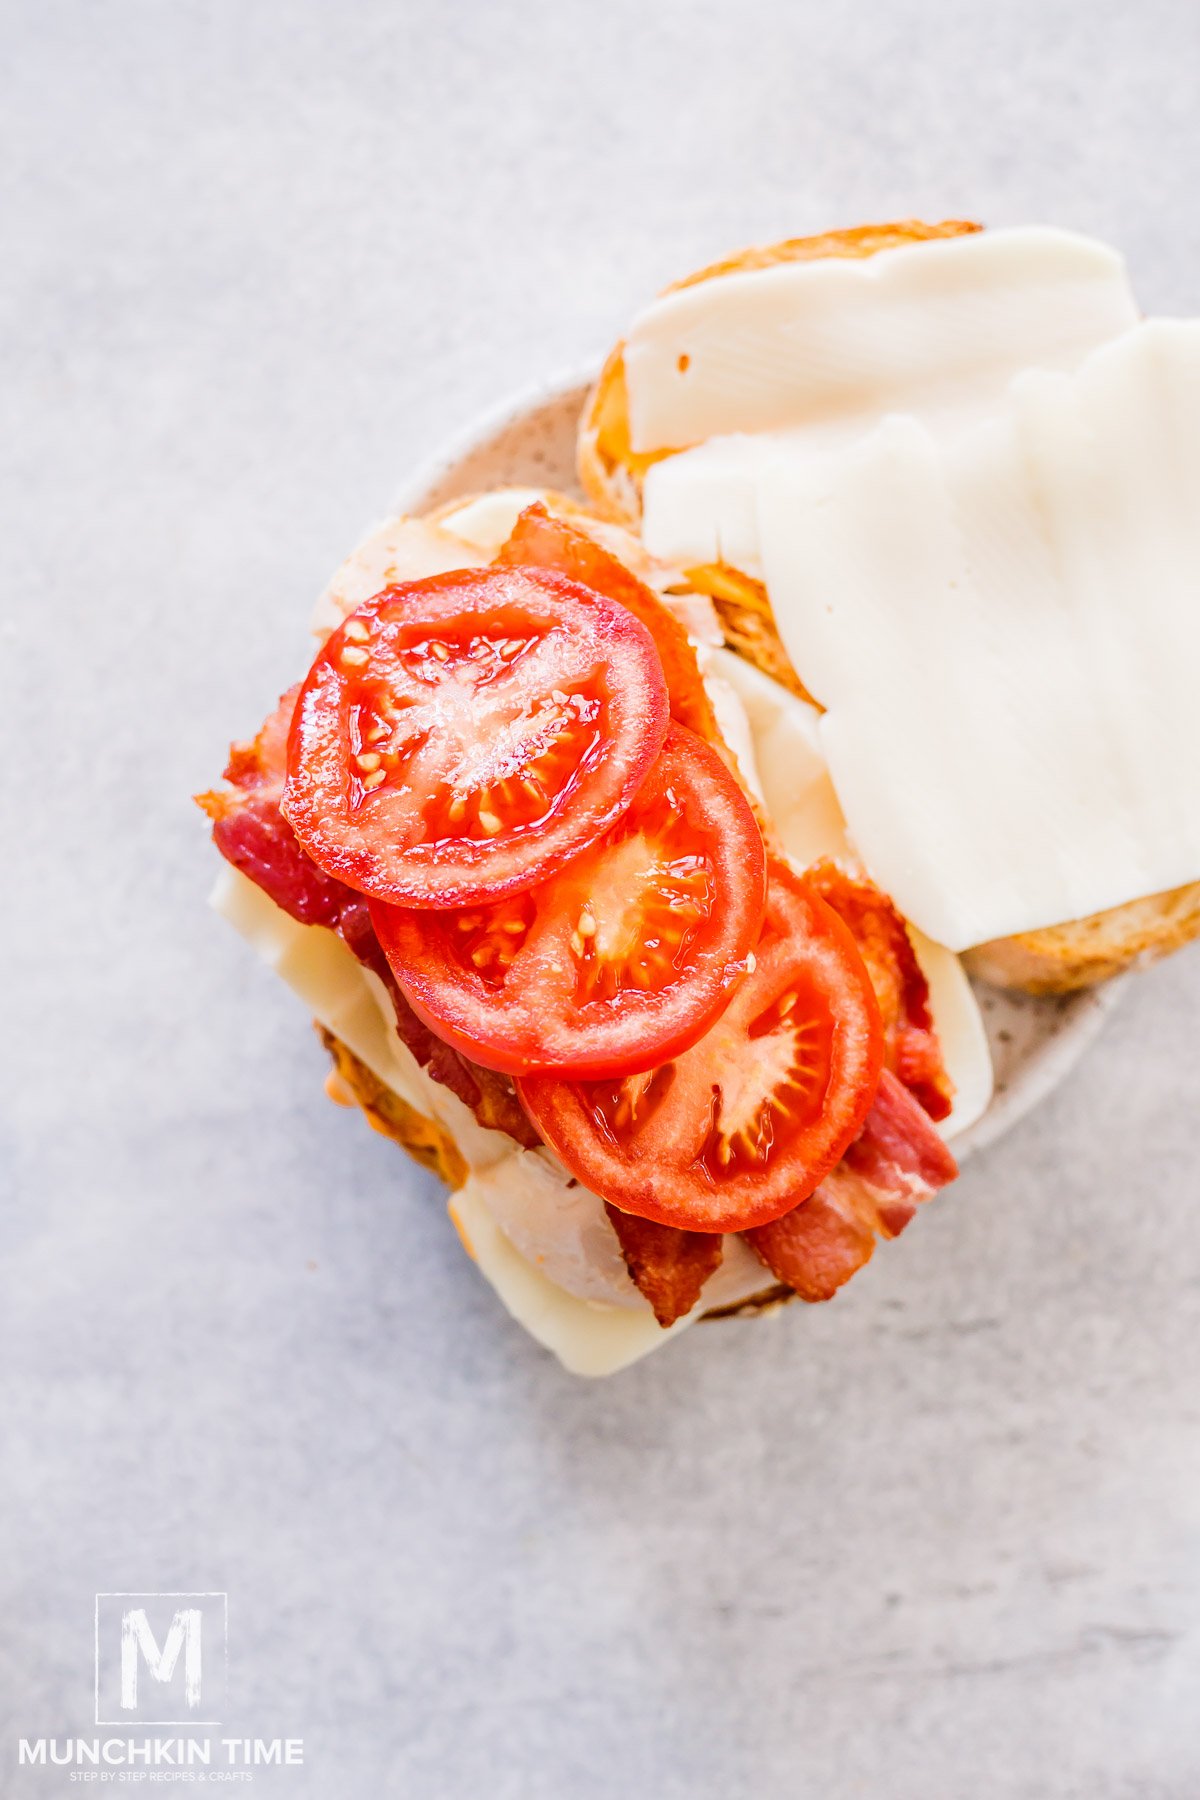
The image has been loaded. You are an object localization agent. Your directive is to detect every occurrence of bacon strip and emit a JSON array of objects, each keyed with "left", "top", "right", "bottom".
[
  {"left": 745, "top": 1071, "right": 958, "bottom": 1301},
  {"left": 382, "top": 962, "right": 540, "bottom": 1147},
  {"left": 806, "top": 859, "right": 953, "bottom": 1121},
  {"left": 197, "top": 687, "right": 349, "bottom": 927},
  {"left": 198, "top": 694, "right": 539, "bottom": 1148},
  {"left": 603, "top": 1206, "right": 724, "bottom": 1328}
]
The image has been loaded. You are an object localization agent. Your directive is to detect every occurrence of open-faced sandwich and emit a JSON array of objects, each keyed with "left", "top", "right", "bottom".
[{"left": 200, "top": 220, "right": 1200, "bottom": 1374}]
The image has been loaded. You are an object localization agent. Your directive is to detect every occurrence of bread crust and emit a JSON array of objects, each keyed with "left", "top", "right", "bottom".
[
  {"left": 682, "top": 563, "right": 816, "bottom": 703},
  {"left": 964, "top": 885, "right": 1200, "bottom": 994},
  {"left": 581, "top": 221, "right": 1200, "bottom": 992},
  {"left": 318, "top": 1026, "right": 469, "bottom": 1190}
]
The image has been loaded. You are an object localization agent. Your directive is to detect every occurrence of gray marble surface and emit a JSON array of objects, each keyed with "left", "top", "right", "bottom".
[{"left": 4, "top": 1, "right": 1200, "bottom": 1794}]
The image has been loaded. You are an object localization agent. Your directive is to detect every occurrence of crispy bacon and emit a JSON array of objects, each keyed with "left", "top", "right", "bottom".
[
  {"left": 745, "top": 1070, "right": 958, "bottom": 1301},
  {"left": 806, "top": 859, "right": 953, "bottom": 1121},
  {"left": 497, "top": 504, "right": 721, "bottom": 743},
  {"left": 197, "top": 687, "right": 348, "bottom": 927},
  {"left": 198, "top": 694, "right": 539, "bottom": 1148},
  {"left": 603, "top": 1206, "right": 724, "bottom": 1328},
  {"left": 383, "top": 969, "right": 540, "bottom": 1147}
]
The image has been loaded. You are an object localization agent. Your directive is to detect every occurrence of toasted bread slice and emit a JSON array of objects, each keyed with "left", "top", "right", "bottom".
[
  {"left": 581, "top": 221, "right": 1200, "bottom": 993},
  {"left": 963, "top": 887, "right": 1200, "bottom": 994}
]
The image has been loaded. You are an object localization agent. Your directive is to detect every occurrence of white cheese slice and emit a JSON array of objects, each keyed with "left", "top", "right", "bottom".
[
  {"left": 755, "top": 319, "right": 1200, "bottom": 951},
  {"left": 435, "top": 488, "right": 547, "bottom": 551},
  {"left": 210, "top": 865, "right": 513, "bottom": 1169},
  {"left": 447, "top": 1180, "right": 693, "bottom": 1376},
  {"left": 313, "top": 490, "right": 556, "bottom": 641},
  {"left": 625, "top": 227, "right": 1137, "bottom": 455},
  {"left": 436, "top": 489, "right": 725, "bottom": 643},
  {"left": 469, "top": 1147, "right": 646, "bottom": 1308},
  {"left": 642, "top": 433, "right": 778, "bottom": 574},
  {"left": 446, "top": 1183, "right": 777, "bottom": 1375},
  {"left": 637, "top": 228, "right": 1141, "bottom": 574},
  {"left": 311, "top": 516, "right": 483, "bottom": 637},
  {"left": 911, "top": 919, "right": 994, "bottom": 1140}
]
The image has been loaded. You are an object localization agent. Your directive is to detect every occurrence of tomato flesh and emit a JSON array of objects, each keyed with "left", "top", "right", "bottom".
[
  {"left": 283, "top": 566, "right": 669, "bottom": 907},
  {"left": 517, "top": 861, "right": 884, "bottom": 1233},
  {"left": 371, "top": 724, "right": 767, "bottom": 1078}
]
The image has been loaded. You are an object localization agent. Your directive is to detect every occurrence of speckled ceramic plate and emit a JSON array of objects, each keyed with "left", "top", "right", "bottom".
[{"left": 392, "top": 370, "right": 1124, "bottom": 1164}]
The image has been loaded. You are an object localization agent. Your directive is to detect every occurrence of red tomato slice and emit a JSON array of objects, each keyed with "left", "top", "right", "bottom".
[
  {"left": 496, "top": 505, "right": 720, "bottom": 741},
  {"left": 371, "top": 725, "right": 767, "bottom": 1078},
  {"left": 517, "top": 861, "right": 885, "bottom": 1233},
  {"left": 283, "top": 566, "right": 669, "bottom": 907}
]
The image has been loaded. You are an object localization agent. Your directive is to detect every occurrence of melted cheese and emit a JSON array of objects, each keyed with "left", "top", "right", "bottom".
[
  {"left": 755, "top": 321, "right": 1200, "bottom": 949},
  {"left": 626, "top": 227, "right": 1137, "bottom": 455}
]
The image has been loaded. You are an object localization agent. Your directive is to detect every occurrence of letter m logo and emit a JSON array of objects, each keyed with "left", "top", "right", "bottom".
[
  {"left": 121, "top": 1606, "right": 202, "bottom": 1709},
  {"left": 95, "top": 1593, "right": 227, "bottom": 1724}
]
